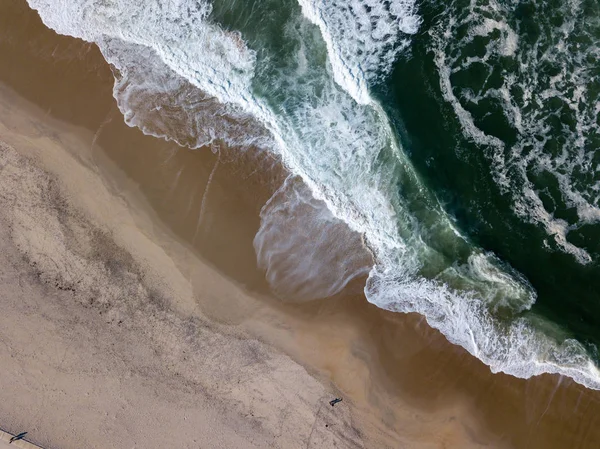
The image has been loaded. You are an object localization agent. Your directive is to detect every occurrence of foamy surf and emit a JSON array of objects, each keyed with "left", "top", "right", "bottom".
[
  {"left": 296, "top": 0, "right": 420, "bottom": 104},
  {"left": 429, "top": 0, "right": 600, "bottom": 265},
  {"left": 26, "top": 0, "right": 600, "bottom": 390}
]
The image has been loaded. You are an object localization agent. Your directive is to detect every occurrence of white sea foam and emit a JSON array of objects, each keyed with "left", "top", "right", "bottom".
[
  {"left": 430, "top": 0, "right": 600, "bottom": 265},
  {"left": 368, "top": 268, "right": 600, "bottom": 387},
  {"left": 101, "top": 37, "right": 274, "bottom": 151},
  {"left": 26, "top": 0, "right": 600, "bottom": 390},
  {"left": 297, "top": 0, "right": 420, "bottom": 104}
]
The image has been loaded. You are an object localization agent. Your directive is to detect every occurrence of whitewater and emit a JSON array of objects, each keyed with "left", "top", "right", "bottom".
[
  {"left": 430, "top": 0, "right": 600, "bottom": 266},
  {"left": 26, "top": 0, "right": 600, "bottom": 389}
]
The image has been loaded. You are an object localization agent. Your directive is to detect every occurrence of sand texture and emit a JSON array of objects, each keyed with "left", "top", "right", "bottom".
[
  {"left": 0, "top": 138, "right": 367, "bottom": 449},
  {"left": 1, "top": 2, "right": 600, "bottom": 449}
]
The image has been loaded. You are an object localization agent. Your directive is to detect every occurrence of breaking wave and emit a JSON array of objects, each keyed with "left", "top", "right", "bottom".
[{"left": 26, "top": 0, "right": 600, "bottom": 388}]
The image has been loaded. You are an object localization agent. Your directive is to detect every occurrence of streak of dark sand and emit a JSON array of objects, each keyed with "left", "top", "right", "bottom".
[{"left": 2, "top": 1, "right": 600, "bottom": 448}]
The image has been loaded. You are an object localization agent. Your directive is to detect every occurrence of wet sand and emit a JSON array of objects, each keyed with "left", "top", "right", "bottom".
[{"left": 1, "top": 1, "right": 600, "bottom": 448}]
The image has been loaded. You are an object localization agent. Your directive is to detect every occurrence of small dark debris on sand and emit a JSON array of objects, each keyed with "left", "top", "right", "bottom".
[{"left": 329, "top": 398, "right": 342, "bottom": 407}]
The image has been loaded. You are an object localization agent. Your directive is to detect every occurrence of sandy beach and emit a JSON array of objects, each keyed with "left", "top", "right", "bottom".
[
  {"left": 1, "top": 1, "right": 600, "bottom": 448},
  {"left": 0, "top": 73, "right": 366, "bottom": 448}
]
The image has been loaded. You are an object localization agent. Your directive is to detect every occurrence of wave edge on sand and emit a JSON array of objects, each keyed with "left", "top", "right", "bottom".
[{"left": 23, "top": 0, "right": 600, "bottom": 390}]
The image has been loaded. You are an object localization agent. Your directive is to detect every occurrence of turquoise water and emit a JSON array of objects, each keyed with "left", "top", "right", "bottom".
[{"left": 26, "top": 0, "right": 600, "bottom": 387}]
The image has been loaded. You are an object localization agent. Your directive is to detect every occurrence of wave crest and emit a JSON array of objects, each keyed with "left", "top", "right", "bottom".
[
  {"left": 297, "top": 0, "right": 421, "bottom": 104},
  {"left": 26, "top": 0, "right": 600, "bottom": 390}
]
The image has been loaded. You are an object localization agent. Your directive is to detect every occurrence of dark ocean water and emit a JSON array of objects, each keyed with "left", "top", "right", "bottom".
[
  {"left": 25, "top": 0, "right": 600, "bottom": 387},
  {"left": 380, "top": 0, "right": 600, "bottom": 353}
]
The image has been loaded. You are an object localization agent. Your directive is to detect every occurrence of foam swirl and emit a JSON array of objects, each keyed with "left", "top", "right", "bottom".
[{"left": 25, "top": 0, "right": 600, "bottom": 390}]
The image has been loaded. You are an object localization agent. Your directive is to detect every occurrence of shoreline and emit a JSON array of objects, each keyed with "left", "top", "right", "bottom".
[
  {"left": 1, "top": 2, "right": 600, "bottom": 448},
  {"left": 28, "top": 0, "right": 600, "bottom": 394},
  {"left": 0, "top": 112, "right": 364, "bottom": 448}
]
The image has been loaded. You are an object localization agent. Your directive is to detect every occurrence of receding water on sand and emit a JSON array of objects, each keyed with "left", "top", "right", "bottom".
[
  {"left": 21, "top": 0, "right": 600, "bottom": 389},
  {"left": 3, "top": 1, "right": 600, "bottom": 447}
]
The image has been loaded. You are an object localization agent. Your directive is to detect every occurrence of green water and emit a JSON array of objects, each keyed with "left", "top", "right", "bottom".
[
  {"left": 379, "top": 0, "right": 600, "bottom": 353},
  {"left": 24, "top": 0, "right": 600, "bottom": 382},
  {"left": 208, "top": 0, "right": 600, "bottom": 367}
]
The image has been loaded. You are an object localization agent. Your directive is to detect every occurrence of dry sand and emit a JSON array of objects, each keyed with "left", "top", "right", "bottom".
[
  {"left": 0, "top": 88, "right": 367, "bottom": 449},
  {"left": 1, "top": 1, "right": 600, "bottom": 448},
  {"left": 1, "top": 428, "right": 43, "bottom": 449}
]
